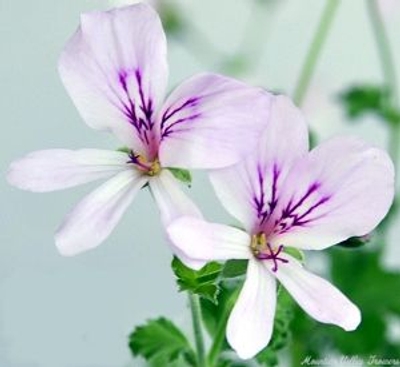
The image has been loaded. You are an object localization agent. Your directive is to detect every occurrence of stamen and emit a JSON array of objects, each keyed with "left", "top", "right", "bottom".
[{"left": 127, "top": 151, "right": 161, "bottom": 176}]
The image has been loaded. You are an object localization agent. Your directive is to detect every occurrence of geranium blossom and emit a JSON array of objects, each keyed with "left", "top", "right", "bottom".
[
  {"left": 7, "top": 4, "right": 271, "bottom": 265},
  {"left": 167, "top": 95, "right": 395, "bottom": 358}
]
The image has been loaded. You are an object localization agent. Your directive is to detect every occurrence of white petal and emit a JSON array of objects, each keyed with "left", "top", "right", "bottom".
[
  {"left": 209, "top": 95, "right": 309, "bottom": 232},
  {"left": 274, "top": 256, "right": 361, "bottom": 331},
  {"left": 271, "top": 136, "right": 395, "bottom": 250},
  {"left": 227, "top": 260, "right": 276, "bottom": 359},
  {"left": 59, "top": 4, "right": 168, "bottom": 156},
  {"left": 7, "top": 149, "right": 128, "bottom": 192},
  {"left": 167, "top": 217, "right": 251, "bottom": 261},
  {"left": 55, "top": 169, "right": 147, "bottom": 256},
  {"left": 149, "top": 170, "right": 205, "bottom": 269},
  {"left": 158, "top": 73, "right": 272, "bottom": 169}
]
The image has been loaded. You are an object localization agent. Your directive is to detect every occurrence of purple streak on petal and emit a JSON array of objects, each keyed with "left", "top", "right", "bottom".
[
  {"left": 117, "top": 69, "right": 156, "bottom": 149},
  {"left": 135, "top": 69, "right": 154, "bottom": 129},
  {"left": 160, "top": 97, "right": 200, "bottom": 130},
  {"left": 254, "top": 164, "right": 280, "bottom": 224},
  {"left": 291, "top": 196, "right": 331, "bottom": 226},
  {"left": 274, "top": 182, "right": 332, "bottom": 234},
  {"left": 160, "top": 97, "right": 202, "bottom": 139},
  {"left": 161, "top": 113, "right": 202, "bottom": 139}
]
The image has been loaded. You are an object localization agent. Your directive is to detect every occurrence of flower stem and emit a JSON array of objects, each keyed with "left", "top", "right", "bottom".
[
  {"left": 189, "top": 294, "right": 207, "bottom": 367},
  {"left": 367, "top": 0, "right": 399, "bottom": 165},
  {"left": 293, "top": 0, "right": 341, "bottom": 106},
  {"left": 207, "top": 287, "right": 240, "bottom": 367}
]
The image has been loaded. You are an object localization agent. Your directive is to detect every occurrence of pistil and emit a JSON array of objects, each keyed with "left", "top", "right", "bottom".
[{"left": 250, "top": 233, "right": 289, "bottom": 272}]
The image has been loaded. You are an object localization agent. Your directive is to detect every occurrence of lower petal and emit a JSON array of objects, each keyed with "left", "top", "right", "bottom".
[
  {"left": 149, "top": 170, "right": 205, "bottom": 269},
  {"left": 167, "top": 217, "right": 251, "bottom": 261},
  {"left": 55, "top": 169, "right": 147, "bottom": 256},
  {"left": 274, "top": 256, "right": 361, "bottom": 331},
  {"left": 7, "top": 149, "right": 128, "bottom": 192},
  {"left": 227, "top": 260, "right": 276, "bottom": 359}
]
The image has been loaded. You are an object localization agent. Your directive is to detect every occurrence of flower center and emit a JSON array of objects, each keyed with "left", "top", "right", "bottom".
[
  {"left": 250, "top": 233, "right": 289, "bottom": 272},
  {"left": 127, "top": 152, "right": 161, "bottom": 176}
]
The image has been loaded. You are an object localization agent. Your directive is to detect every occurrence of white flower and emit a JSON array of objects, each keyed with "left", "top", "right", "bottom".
[
  {"left": 7, "top": 4, "right": 272, "bottom": 266},
  {"left": 167, "top": 95, "right": 395, "bottom": 358}
]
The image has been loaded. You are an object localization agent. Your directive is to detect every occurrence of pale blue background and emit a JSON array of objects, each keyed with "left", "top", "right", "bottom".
[{"left": 1, "top": 0, "right": 400, "bottom": 366}]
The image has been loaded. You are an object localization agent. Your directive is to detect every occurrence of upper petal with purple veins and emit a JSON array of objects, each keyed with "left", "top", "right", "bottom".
[
  {"left": 158, "top": 73, "right": 273, "bottom": 169},
  {"left": 210, "top": 95, "right": 309, "bottom": 232},
  {"left": 59, "top": 4, "right": 168, "bottom": 157},
  {"left": 269, "top": 136, "right": 395, "bottom": 250}
]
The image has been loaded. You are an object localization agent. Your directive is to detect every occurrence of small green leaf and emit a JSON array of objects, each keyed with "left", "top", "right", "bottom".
[
  {"left": 222, "top": 260, "right": 248, "bottom": 278},
  {"left": 339, "top": 85, "right": 388, "bottom": 119},
  {"left": 339, "top": 84, "right": 400, "bottom": 124},
  {"left": 172, "top": 257, "right": 222, "bottom": 303},
  {"left": 117, "top": 146, "right": 131, "bottom": 154},
  {"left": 129, "top": 317, "right": 195, "bottom": 365},
  {"left": 336, "top": 234, "right": 371, "bottom": 248},
  {"left": 168, "top": 168, "right": 192, "bottom": 186}
]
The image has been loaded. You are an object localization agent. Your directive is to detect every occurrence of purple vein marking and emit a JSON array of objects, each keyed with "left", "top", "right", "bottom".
[
  {"left": 117, "top": 69, "right": 155, "bottom": 145},
  {"left": 276, "top": 182, "right": 331, "bottom": 233},
  {"left": 160, "top": 97, "right": 202, "bottom": 139},
  {"left": 254, "top": 164, "right": 280, "bottom": 224},
  {"left": 135, "top": 69, "right": 154, "bottom": 129}
]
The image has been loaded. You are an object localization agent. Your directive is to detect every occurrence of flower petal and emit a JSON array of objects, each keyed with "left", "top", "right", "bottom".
[
  {"left": 274, "top": 256, "right": 361, "bottom": 331},
  {"left": 7, "top": 149, "right": 128, "bottom": 192},
  {"left": 149, "top": 170, "right": 206, "bottom": 269},
  {"left": 167, "top": 217, "right": 251, "bottom": 261},
  {"left": 271, "top": 136, "right": 395, "bottom": 250},
  {"left": 209, "top": 95, "right": 309, "bottom": 232},
  {"left": 227, "top": 260, "right": 276, "bottom": 359},
  {"left": 55, "top": 169, "right": 147, "bottom": 256},
  {"left": 59, "top": 4, "right": 168, "bottom": 156},
  {"left": 158, "top": 73, "right": 273, "bottom": 169}
]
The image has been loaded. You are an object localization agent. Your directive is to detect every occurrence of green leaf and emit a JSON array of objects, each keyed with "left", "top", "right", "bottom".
[
  {"left": 168, "top": 168, "right": 192, "bottom": 186},
  {"left": 129, "top": 317, "right": 195, "bottom": 366},
  {"left": 172, "top": 257, "right": 222, "bottom": 303},
  {"left": 339, "top": 84, "right": 400, "bottom": 124},
  {"left": 222, "top": 260, "right": 248, "bottom": 278}
]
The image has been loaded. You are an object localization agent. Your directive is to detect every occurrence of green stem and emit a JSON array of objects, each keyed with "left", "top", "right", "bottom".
[
  {"left": 293, "top": 0, "right": 341, "bottom": 106},
  {"left": 367, "top": 0, "right": 399, "bottom": 165},
  {"left": 189, "top": 294, "right": 207, "bottom": 367},
  {"left": 207, "top": 288, "right": 240, "bottom": 367}
]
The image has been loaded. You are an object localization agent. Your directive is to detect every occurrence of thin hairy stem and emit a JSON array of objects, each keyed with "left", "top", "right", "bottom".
[
  {"left": 293, "top": 0, "right": 341, "bottom": 106},
  {"left": 189, "top": 294, "right": 207, "bottom": 367},
  {"left": 367, "top": 0, "right": 399, "bottom": 166}
]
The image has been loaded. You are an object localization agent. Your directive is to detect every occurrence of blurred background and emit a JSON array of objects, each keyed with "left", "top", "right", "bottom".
[{"left": 1, "top": 0, "right": 400, "bottom": 366}]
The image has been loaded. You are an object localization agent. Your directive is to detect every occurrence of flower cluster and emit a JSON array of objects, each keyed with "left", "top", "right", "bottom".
[{"left": 7, "top": 3, "right": 395, "bottom": 361}]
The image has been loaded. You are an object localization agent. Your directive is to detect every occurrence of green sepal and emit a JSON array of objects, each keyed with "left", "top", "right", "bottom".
[
  {"left": 172, "top": 257, "right": 222, "bottom": 303},
  {"left": 168, "top": 168, "right": 192, "bottom": 186},
  {"left": 117, "top": 146, "right": 131, "bottom": 154},
  {"left": 128, "top": 317, "right": 196, "bottom": 366},
  {"left": 222, "top": 259, "right": 248, "bottom": 278}
]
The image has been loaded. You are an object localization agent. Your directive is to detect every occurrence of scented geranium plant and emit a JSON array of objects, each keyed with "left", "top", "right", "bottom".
[{"left": 6, "top": 1, "right": 400, "bottom": 367}]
